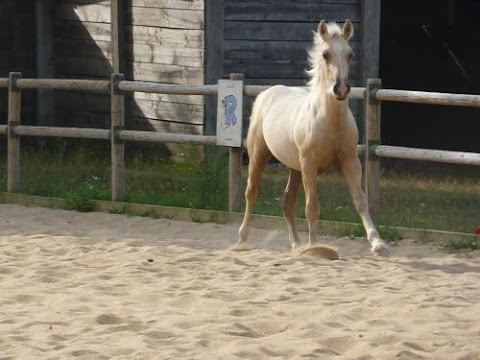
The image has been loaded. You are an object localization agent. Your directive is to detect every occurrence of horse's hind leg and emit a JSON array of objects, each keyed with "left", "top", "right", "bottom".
[
  {"left": 283, "top": 168, "right": 302, "bottom": 251},
  {"left": 340, "top": 156, "right": 389, "bottom": 256},
  {"left": 235, "top": 138, "right": 271, "bottom": 249}
]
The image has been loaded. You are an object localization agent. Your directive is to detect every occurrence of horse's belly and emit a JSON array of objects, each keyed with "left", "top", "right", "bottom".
[
  {"left": 264, "top": 117, "right": 340, "bottom": 172},
  {"left": 263, "top": 120, "right": 301, "bottom": 171},
  {"left": 256, "top": 85, "right": 307, "bottom": 171}
]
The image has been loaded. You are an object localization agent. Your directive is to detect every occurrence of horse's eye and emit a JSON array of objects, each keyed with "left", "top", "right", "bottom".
[
  {"left": 347, "top": 52, "right": 355, "bottom": 61},
  {"left": 322, "top": 51, "right": 330, "bottom": 61}
]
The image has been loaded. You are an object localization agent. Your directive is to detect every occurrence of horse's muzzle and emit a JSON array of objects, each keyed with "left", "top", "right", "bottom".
[{"left": 333, "top": 81, "right": 351, "bottom": 100}]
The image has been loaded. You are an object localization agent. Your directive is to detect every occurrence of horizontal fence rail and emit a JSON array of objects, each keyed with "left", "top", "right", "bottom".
[
  {"left": 119, "top": 81, "right": 219, "bottom": 95},
  {"left": 16, "top": 79, "right": 110, "bottom": 92},
  {"left": 1, "top": 73, "right": 479, "bottom": 226},
  {"left": 374, "top": 89, "right": 480, "bottom": 107},
  {"left": 13, "top": 126, "right": 111, "bottom": 140},
  {"left": 374, "top": 145, "right": 480, "bottom": 166}
]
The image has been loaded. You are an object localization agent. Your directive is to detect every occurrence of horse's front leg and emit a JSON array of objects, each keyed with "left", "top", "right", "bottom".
[
  {"left": 300, "top": 159, "right": 319, "bottom": 247},
  {"left": 283, "top": 168, "right": 302, "bottom": 251},
  {"left": 340, "top": 156, "right": 389, "bottom": 256}
]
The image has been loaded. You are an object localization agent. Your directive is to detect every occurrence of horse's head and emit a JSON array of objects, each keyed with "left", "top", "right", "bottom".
[{"left": 310, "top": 20, "right": 354, "bottom": 101}]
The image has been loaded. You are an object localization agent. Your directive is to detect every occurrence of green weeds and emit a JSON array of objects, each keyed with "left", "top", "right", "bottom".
[
  {"left": 337, "top": 223, "right": 365, "bottom": 238},
  {"left": 0, "top": 142, "right": 479, "bottom": 236},
  {"left": 442, "top": 239, "right": 480, "bottom": 252},
  {"left": 108, "top": 206, "right": 128, "bottom": 215}
]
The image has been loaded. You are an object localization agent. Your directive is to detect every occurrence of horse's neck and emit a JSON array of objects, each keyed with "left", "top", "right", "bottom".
[{"left": 309, "top": 86, "right": 348, "bottom": 121}]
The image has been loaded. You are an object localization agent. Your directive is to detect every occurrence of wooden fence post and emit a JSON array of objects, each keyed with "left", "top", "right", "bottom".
[
  {"left": 228, "top": 73, "right": 244, "bottom": 212},
  {"left": 365, "top": 78, "right": 382, "bottom": 218},
  {"left": 7, "top": 72, "right": 22, "bottom": 193},
  {"left": 111, "top": 73, "right": 125, "bottom": 201}
]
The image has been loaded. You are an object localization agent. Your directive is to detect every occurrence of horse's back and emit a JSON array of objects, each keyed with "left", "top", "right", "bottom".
[
  {"left": 252, "top": 85, "right": 308, "bottom": 170},
  {"left": 256, "top": 85, "right": 308, "bottom": 111}
]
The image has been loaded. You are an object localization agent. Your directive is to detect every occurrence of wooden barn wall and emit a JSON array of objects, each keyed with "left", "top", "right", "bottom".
[
  {"left": 53, "top": 0, "right": 205, "bottom": 135},
  {"left": 54, "top": 1, "right": 112, "bottom": 129},
  {"left": 0, "top": 2, "right": 36, "bottom": 126},
  {"left": 221, "top": 0, "right": 362, "bottom": 129},
  {"left": 125, "top": 0, "right": 205, "bottom": 135},
  {"left": 1, "top": 1, "right": 367, "bottom": 140}
]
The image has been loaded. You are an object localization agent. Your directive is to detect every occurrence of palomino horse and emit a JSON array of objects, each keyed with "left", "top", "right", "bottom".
[{"left": 236, "top": 20, "right": 389, "bottom": 256}]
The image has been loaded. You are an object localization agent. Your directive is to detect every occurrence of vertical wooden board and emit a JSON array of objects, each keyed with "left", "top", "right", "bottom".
[
  {"left": 36, "top": 0, "right": 55, "bottom": 127},
  {"left": 216, "top": 79, "right": 243, "bottom": 147},
  {"left": 359, "top": 0, "right": 381, "bottom": 144},
  {"left": 205, "top": 0, "right": 224, "bottom": 135},
  {"left": 360, "top": 0, "right": 381, "bottom": 82},
  {"left": 1, "top": 3, "right": 36, "bottom": 125}
]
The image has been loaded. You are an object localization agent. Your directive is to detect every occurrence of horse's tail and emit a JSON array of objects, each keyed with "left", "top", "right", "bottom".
[
  {"left": 245, "top": 92, "right": 265, "bottom": 150},
  {"left": 248, "top": 89, "right": 270, "bottom": 134}
]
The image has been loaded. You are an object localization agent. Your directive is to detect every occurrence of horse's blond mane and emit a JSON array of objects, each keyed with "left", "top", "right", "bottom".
[{"left": 307, "top": 22, "right": 342, "bottom": 89}]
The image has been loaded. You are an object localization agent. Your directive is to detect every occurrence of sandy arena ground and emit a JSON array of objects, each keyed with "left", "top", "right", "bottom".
[{"left": 1, "top": 204, "right": 480, "bottom": 359}]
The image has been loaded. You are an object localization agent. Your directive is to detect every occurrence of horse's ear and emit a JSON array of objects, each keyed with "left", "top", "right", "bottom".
[
  {"left": 342, "top": 19, "right": 353, "bottom": 40},
  {"left": 318, "top": 20, "right": 329, "bottom": 41}
]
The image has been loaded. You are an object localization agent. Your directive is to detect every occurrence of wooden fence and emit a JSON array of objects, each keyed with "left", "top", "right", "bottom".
[{"left": 1, "top": 72, "right": 480, "bottom": 218}]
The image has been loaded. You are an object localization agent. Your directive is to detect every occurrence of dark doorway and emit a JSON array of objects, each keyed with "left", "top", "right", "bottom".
[{"left": 380, "top": 0, "right": 480, "bottom": 152}]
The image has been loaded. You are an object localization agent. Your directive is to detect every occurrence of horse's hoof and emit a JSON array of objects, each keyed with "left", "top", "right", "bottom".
[
  {"left": 230, "top": 243, "right": 254, "bottom": 251},
  {"left": 371, "top": 239, "right": 389, "bottom": 257}
]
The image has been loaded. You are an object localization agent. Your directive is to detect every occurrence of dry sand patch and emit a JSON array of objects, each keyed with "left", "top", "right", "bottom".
[{"left": 1, "top": 204, "right": 479, "bottom": 359}]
